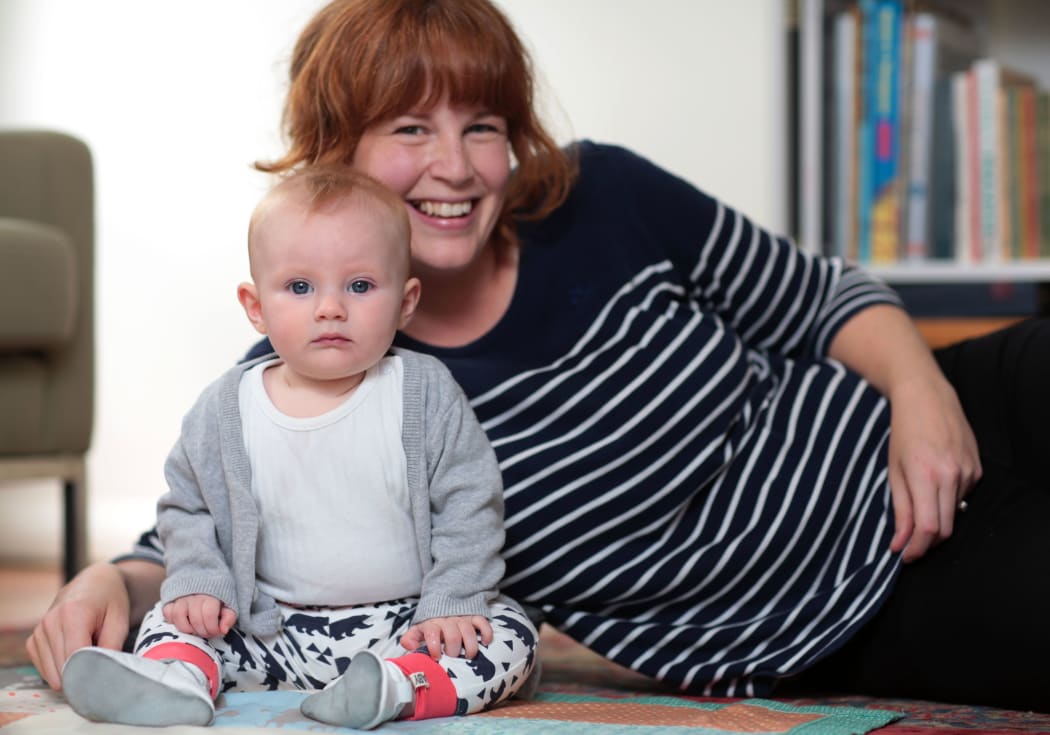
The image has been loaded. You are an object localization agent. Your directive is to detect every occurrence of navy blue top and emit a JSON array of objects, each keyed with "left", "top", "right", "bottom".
[{"left": 140, "top": 142, "right": 905, "bottom": 696}]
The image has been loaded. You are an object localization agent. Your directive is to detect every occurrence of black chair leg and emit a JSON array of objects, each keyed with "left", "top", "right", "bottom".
[{"left": 63, "top": 478, "right": 86, "bottom": 582}]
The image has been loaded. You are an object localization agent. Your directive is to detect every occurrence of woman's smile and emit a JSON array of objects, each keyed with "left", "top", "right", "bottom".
[{"left": 412, "top": 199, "right": 475, "bottom": 218}]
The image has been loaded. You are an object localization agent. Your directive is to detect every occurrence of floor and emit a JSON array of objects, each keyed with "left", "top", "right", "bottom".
[{"left": 0, "top": 564, "right": 62, "bottom": 630}]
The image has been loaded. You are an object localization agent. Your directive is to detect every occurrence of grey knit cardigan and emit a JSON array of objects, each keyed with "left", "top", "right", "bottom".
[{"left": 157, "top": 348, "right": 517, "bottom": 636}]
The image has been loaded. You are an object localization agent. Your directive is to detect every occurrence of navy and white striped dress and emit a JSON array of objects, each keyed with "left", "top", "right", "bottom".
[
  {"left": 397, "top": 142, "right": 905, "bottom": 696},
  {"left": 132, "top": 141, "right": 906, "bottom": 697}
]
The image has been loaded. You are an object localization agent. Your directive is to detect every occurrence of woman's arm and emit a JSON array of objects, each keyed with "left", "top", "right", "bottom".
[
  {"left": 828, "top": 304, "right": 982, "bottom": 562},
  {"left": 25, "top": 558, "right": 164, "bottom": 691}
]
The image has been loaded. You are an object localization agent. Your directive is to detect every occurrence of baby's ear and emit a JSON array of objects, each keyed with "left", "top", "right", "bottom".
[
  {"left": 237, "top": 282, "right": 267, "bottom": 334},
  {"left": 399, "top": 277, "right": 422, "bottom": 328}
]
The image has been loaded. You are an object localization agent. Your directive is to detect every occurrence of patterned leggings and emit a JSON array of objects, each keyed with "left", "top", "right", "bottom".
[{"left": 134, "top": 598, "right": 538, "bottom": 716}]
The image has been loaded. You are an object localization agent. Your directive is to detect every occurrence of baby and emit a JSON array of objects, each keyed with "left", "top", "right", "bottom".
[{"left": 61, "top": 165, "right": 537, "bottom": 729}]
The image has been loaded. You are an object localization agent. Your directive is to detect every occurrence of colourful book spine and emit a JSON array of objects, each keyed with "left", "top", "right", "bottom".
[
  {"left": 1039, "top": 92, "right": 1050, "bottom": 257},
  {"left": 857, "top": 1, "right": 875, "bottom": 263},
  {"left": 972, "top": 58, "right": 1002, "bottom": 261},
  {"left": 929, "top": 76, "right": 957, "bottom": 260},
  {"left": 952, "top": 70, "right": 973, "bottom": 264},
  {"left": 966, "top": 66, "right": 982, "bottom": 263},
  {"left": 863, "top": 0, "right": 903, "bottom": 264},
  {"left": 903, "top": 12, "right": 936, "bottom": 260},
  {"left": 832, "top": 9, "right": 860, "bottom": 261},
  {"left": 1020, "top": 86, "right": 1040, "bottom": 259},
  {"left": 1002, "top": 87, "right": 1018, "bottom": 260}
]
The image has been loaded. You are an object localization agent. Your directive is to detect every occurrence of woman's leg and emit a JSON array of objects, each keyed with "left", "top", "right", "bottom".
[
  {"left": 784, "top": 318, "right": 1050, "bottom": 711},
  {"left": 935, "top": 316, "right": 1050, "bottom": 484}
]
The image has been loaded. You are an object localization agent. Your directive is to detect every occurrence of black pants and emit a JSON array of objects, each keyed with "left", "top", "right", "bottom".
[{"left": 783, "top": 317, "right": 1050, "bottom": 712}]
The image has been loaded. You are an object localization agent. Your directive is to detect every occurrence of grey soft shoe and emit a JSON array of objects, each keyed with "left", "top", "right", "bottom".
[
  {"left": 300, "top": 649, "right": 410, "bottom": 730},
  {"left": 62, "top": 646, "right": 215, "bottom": 726}
]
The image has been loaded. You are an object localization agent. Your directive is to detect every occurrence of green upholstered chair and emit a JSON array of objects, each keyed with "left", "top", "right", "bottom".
[{"left": 0, "top": 130, "right": 94, "bottom": 580}]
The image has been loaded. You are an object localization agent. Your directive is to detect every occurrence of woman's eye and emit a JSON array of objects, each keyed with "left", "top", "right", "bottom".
[
  {"left": 349, "top": 280, "right": 371, "bottom": 294},
  {"left": 289, "top": 280, "right": 311, "bottom": 295},
  {"left": 394, "top": 124, "right": 425, "bottom": 136},
  {"left": 467, "top": 117, "right": 506, "bottom": 135}
]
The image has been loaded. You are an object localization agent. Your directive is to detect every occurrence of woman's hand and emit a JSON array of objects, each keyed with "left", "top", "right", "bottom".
[
  {"left": 886, "top": 373, "right": 981, "bottom": 562},
  {"left": 163, "top": 594, "right": 237, "bottom": 638},
  {"left": 26, "top": 562, "right": 131, "bottom": 691},
  {"left": 828, "top": 305, "right": 981, "bottom": 563},
  {"left": 400, "top": 615, "right": 494, "bottom": 660},
  {"left": 26, "top": 559, "right": 165, "bottom": 691}
]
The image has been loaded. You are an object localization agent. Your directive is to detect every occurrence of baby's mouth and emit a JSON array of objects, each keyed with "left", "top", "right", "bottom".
[{"left": 412, "top": 199, "right": 474, "bottom": 218}]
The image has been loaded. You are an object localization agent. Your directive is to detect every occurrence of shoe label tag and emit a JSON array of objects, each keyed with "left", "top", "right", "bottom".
[{"left": 409, "top": 672, "right": 430, "bottom": 689}]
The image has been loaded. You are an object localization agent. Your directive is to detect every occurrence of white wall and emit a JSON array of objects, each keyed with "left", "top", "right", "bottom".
[{"left": 0, "top": 0, "right": 787, "bottom": 565}]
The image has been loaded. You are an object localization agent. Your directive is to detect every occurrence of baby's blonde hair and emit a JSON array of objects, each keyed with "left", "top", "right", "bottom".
[{"left": 248, "top": 165, "right": 411, "bottom": 275}]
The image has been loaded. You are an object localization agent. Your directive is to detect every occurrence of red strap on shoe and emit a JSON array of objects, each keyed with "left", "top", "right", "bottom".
[
  {"left": 143, "top": 642, "right": 220, "bottom": 699},
  {"left": 388, "top": 652, "right": 457, "bottom": 720}
]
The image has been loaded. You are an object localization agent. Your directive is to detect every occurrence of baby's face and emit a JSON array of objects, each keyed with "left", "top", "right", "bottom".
[{"left": 248, "top": 201, "right": 414, "bottom": 386}]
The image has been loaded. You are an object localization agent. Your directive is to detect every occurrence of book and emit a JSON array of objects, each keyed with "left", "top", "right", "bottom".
[
  {"left": 860, "top": 0, "right": 904, "bottom": 263},
  {"left": 1039, "top": 92, "right": 1050, "bottom": 257},
  {"left": 1002, "top": 86, "right": 1019, "bottom": 259},
  {"left": 1018, "top": 85, "right": 1040, "bottom": 259},
  {"left": 951, "top": 69, "right": 974, "bottom": 264},
  {"left": 831, "top": 7, "right": 861, "bottom": 260},
  {"left": 902, "top": 12, "right": 936, "bottom": 261},
  {"left": 968, "top": 59, "right": 1038, "bottom": 262},
  {"left": 901, "top": 9, "right": 980, "bottom": 261},
  {"left": 972, "top": 58, "right": 1002, "bottom": 262},
  {"left": 999, "top": 74, "right": 1042, "bottom": 261},
  {"left": 928, "top": 75, "right": 957, "bottom": 259}
]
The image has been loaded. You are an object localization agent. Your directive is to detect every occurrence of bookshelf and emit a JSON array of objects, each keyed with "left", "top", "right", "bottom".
[
  {"left": 869, "top": 260, "right": 1050, "bottom": 283},
  {"left": 794, "top": 0, "right": 1050, "bottom": 295}
]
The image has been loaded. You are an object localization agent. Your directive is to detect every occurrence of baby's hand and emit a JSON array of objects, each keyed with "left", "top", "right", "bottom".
[
  {"left": 163, "top": 594, "right": 237, "bottom": 638},
  {"left": 400, "top": 615, "right": 493, "bottom": 660}
]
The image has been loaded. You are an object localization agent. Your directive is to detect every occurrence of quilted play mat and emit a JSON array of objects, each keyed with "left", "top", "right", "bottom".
[{"left": 2, "top": 626, "right": 1049, "bottom": 734}]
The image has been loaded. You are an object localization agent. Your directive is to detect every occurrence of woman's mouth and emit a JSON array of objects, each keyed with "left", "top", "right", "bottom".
[{"left": 412, "top": 199, "right": 474, "bottom": 218}]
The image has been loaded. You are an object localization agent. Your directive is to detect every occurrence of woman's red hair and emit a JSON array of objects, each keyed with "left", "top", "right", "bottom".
[{"left": 257, "top": 0, "right": 577, "bottom": 249}]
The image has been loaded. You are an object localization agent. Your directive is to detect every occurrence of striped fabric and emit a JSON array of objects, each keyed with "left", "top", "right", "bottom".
[
  {"left": 132, "top": 142, "right": 906, "bottom": 697},
  {"left": 396, "top": 143, "right": 905, "bottom": 696}
]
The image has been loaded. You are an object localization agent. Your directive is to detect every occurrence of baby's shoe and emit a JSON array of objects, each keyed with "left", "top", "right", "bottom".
[
  {"left": 302, "top": 649, "right": 459, "bottom": 729},
  {"left": 62, "top": 646, "right": 214, "bottom": 726},
  {"left": 301, "top": 649, "right": 411, "bottom": 729}
]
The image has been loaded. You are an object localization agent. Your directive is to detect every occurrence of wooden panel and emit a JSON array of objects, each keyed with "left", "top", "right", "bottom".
[{"left": 914, "top": 316, "right": 1024, "bottom": 348}]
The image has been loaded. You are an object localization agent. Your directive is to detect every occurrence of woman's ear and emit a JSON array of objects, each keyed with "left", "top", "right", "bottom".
[
  {"left": 398, "top": 277, "right": 422, "bottom": 329},
  {"left": 237, "top": 282, "right": 267, "bottom": 334}
]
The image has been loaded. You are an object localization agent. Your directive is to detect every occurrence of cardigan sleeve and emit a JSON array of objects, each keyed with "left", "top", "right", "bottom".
[
  {"left": 407, "top": 353, "right": 507, "bottom": 622},
  {"left": 156, "top": 384, "right": 239, "bottom": 611}
]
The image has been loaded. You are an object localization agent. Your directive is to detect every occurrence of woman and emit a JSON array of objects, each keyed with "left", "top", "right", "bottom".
[{"left": 29, "top": 0, "right": 1050, "bottom": 711}]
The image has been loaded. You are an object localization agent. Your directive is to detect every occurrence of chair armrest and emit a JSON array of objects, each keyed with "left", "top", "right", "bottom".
[{"left": 0, "top": 218, "right": 77, "bottom": 349}]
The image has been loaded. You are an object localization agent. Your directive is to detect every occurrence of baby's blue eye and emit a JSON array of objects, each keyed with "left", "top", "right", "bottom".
[
  {"left": 349, "top": 280, "right": 371, "bottom": 294},
  {"left": 289, "top": 280, "right": 311, "bottom": 295}
]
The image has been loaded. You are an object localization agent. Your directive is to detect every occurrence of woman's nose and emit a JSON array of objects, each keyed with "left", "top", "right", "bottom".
[{"left": 429, "top": 134, "right": 473, "bottom": 184}]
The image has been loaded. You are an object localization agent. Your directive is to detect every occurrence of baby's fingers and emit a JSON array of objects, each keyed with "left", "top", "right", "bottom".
[{"left": 399, "top": 627, "right": 424, "bottom": 653}]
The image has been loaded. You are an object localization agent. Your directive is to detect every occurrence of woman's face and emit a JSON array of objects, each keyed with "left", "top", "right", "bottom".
[{"left": 351, "top": 99, "right": 512, "bottom": 278}]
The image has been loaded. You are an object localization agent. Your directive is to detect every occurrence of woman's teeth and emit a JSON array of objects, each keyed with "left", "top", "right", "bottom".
[{"left": 416, "top": 200, "right": 472, "bottom": 218}]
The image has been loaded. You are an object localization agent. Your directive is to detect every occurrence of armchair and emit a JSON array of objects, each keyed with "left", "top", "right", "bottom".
[{"left": 0, "top": 130, "right": 94, "bottom": 580}]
